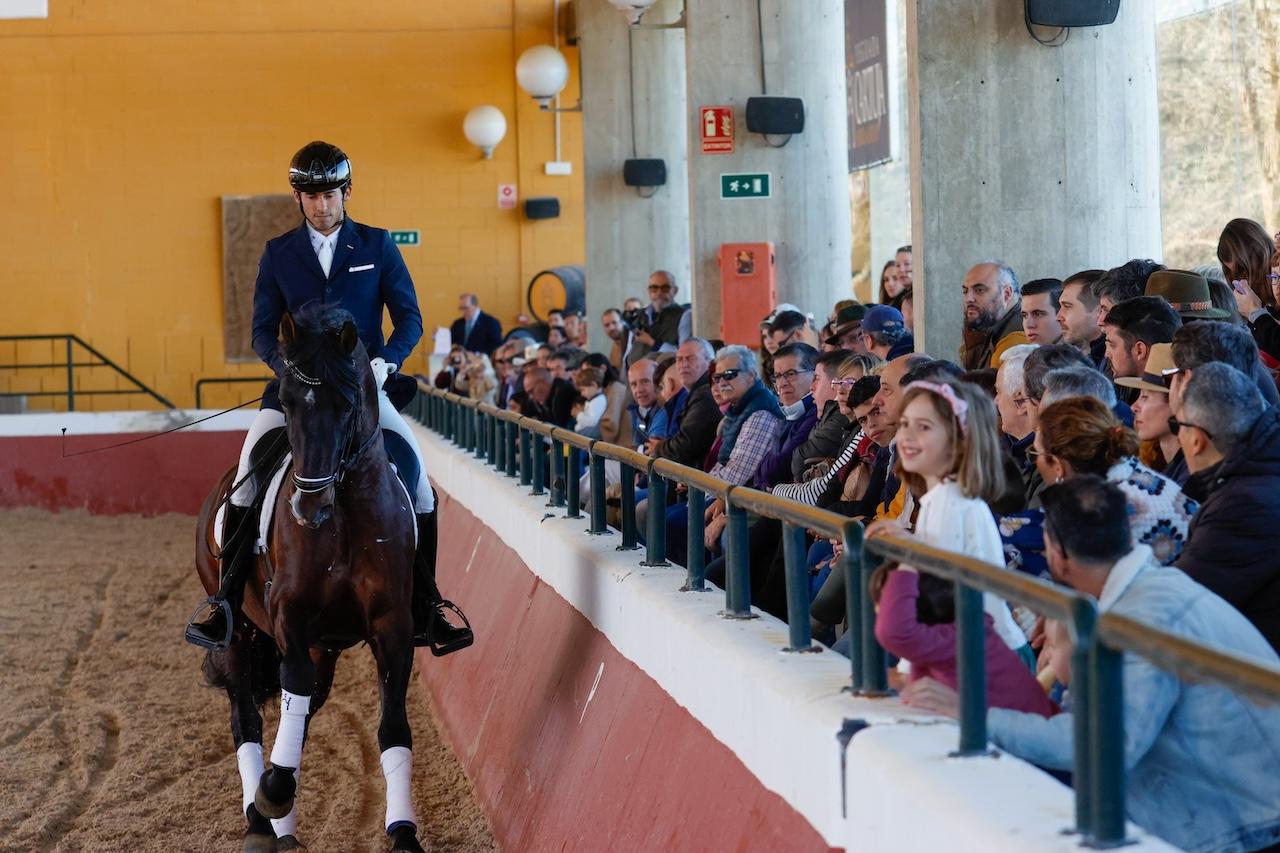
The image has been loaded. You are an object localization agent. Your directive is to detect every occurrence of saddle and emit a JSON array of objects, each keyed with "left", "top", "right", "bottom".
[{"left": 214, "top": 426, "right": 421, "bottom": 553}]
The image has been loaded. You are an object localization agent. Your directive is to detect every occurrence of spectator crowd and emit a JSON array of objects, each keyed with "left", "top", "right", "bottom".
[{"left": 430, "top": 222, "right": 1280, "bottom": 853}]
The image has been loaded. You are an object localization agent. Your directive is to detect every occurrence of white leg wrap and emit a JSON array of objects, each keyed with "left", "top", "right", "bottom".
[
  {"left": 236, "top": 742, "right": 264, "bottom": 816},
  {"left": 271, "top": 777, "right": 299, "bottom": 838},
  {"left": 379, "top": 390, "right": 434, "bottom": 513},
  {"left": 231, "top": 408, "right": 287, "bottom": 506},
  {"left": 269, "top": 690, "right": 310, "bottom": 770},
  {"left": 380, "top": 746, "right": 417, "bottom": 832}
]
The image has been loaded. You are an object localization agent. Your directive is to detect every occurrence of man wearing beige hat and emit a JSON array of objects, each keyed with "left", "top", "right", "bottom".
[{"left": 1115, "top": 343, "right": 1189, "bottom": 485}]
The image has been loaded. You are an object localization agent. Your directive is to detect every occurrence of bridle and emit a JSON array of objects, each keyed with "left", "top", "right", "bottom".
[{"left": 284, "top": 357, "right": 379, "bottom": 494}]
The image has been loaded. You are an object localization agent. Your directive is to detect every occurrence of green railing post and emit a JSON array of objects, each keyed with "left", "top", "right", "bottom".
[
  {"left": 65, "top": 337, "right": 75, "bottom": 411},
  {"left": 617, "top": 464, "right": 640, "bottom": 551},
  {"left": 720, "top": 500, "right": 756, "bottom": 619},
  {"left": 1068, "top": 599, "right": 1099, "bottom": 837},
  {"left": 1088, "top": 643, "right": 1128, "bottom": 848},
  {"left": 487, "top": 413, "right": 499, "bottom": 466},
  {"left": 781, "top": 522, "right": 815, "bottom": 652},
  {"left": 464, "top": 405, "right": 475, "bottom": 453},
  {"left": 685, "top": 487, "right": 706, "bottom": 591},
  {"left": 531, "top": 434, "right": 547, "bottom": 496},
  {"left": 445, "top": 400, "right": 456, "bottom": 443},
  {"left": 495, "top": 417, "right": 508, "bottom": 472},
  {"left": 842, "top": 523, "right": 865, "bottom": 691},
  {"left": 565, "top": 445, "right": 581, "bottom": 518},
  {"left": 550, "top": 439, "right": 566, "bottom": 507},
  {"left": 473, "top": 410, "right": 486, "bottom": 460},
  {"left": 953, "top": 581, "right": 990, "bottom": 756},
  {"left": 588, "top": 450, "right": 608, "bottom": 534},
  {"left": 858, "top": 533, "right": 889, "bottom": 695},
  {"left": 519, "top": 427, "right": 533, "bottom": 487},
  {"left": 640, "top": 471, "right": 669, "bottom": 567},
  {"left": 505, "top": 420, "right": 518, "bottom": 478}
]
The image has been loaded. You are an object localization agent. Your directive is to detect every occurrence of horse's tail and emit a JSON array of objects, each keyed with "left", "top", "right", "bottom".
[{"left": 201, "top": 626, "right": 281, "bottom": 708}]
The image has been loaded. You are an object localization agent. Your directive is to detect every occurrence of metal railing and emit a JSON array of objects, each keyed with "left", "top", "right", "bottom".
[
  {"left": 194, "top": 376, "right": 273, "bottom": 408},
  {"left": 409, "top": 383, "right": 1280, "bottom": 848},
  {"left": 0, "top": 334, "right": 174, "bottom": 410}
]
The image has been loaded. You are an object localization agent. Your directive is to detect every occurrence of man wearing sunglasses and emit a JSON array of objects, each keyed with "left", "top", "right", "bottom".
[
  {"left": 1173, "top": 362, "right": 1280, "bottom": 652},
  {"left": 632, "top": 270, "right": 689, "bottom": 359}
]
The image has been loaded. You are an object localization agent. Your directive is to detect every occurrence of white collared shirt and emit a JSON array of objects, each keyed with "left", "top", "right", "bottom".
[
  {"left": 1097, "top": 545, "right": 1154, "bottom": 612},
  {"left": 306, "top": 221, "right": 341, "bottom": 265}
]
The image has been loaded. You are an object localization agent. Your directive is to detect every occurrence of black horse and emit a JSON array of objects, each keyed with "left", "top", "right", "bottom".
[{"left": 196, "top": 306, "right": 425, "bottom": 852}]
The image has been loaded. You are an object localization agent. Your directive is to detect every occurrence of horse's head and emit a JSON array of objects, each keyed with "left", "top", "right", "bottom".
[{"left": 277, "top": 304, "right": 376, "bottom": 529}]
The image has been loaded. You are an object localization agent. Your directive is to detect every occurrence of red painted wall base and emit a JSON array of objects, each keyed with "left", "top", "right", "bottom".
[
  {"left": 0, "top": 432, "right": 243, "bottom": 516},
  {"left": 417, "top": 488, "right": 837, "bottom": 853}
]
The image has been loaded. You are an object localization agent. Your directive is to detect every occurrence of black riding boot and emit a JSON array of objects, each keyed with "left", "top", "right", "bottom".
[
  {"left": 412, "top": 511, "right": 474, "bottom": 655},
  {"left": 184, "top": 504, "right": 255, "bottom": 649}
]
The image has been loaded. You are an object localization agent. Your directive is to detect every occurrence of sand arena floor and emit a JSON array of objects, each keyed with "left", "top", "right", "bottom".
[{"left": 0, "top": 508, "right": 498, "bottom": 853}]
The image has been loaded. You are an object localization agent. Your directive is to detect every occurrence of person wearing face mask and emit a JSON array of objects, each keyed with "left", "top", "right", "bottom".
[{"left": 753, "top": 343, "right": 820, "bottom": 488}]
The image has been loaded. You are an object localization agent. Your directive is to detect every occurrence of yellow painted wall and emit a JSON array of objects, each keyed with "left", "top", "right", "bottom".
[{"left": 0, "top": 1, "right": 584, "bottom": 410}]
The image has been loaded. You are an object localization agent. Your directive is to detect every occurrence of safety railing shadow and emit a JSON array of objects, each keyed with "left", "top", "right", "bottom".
[{"left": 410, "top": 383, "right": 1280, "bottom": 849}]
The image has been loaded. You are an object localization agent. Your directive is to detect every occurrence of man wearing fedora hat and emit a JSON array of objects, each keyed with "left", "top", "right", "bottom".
[
  {"left": 825, "top": 303, "right": 870, "bottom": 354},
  {"left": 1144, "top": 269, "right": 1232, "bottom": 322},
  {"left": 1115, "top": 343, "right": 1189, "bottom": 485}
]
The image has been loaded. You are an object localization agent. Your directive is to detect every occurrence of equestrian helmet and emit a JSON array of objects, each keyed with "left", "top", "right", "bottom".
[{"left": 288, "top": 141, "right": 352, "bottom": 193}]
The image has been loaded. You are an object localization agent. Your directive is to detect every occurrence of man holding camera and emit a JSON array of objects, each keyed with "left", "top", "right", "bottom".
[{"left": 631, "top": 270, "right": 688, "bottom": 361}]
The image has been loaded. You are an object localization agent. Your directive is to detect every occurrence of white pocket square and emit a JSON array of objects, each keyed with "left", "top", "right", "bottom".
[{"left": 348, "top": 263, "right": 375, "bottom": 272}]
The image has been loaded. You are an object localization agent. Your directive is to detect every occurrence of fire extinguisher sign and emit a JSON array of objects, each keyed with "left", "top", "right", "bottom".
[{"left": 700, "top": 106, "right": 734, "bottom": 154}]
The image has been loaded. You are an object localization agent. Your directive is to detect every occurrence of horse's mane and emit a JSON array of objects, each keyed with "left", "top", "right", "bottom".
[{"left": 280, "top": 302, "right": 364, "bottom": 401}]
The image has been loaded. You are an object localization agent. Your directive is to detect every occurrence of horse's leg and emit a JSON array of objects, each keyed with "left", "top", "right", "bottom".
[
  {"left": 269, "top": 649, "right": 338, "bottom": 851},
  {"left": 255, "top": 626, "right": 315, "bottom": 822},
  {"left": 202, "top": 636, "right": 277, "bottom": 853},
  {"left": 370, "top": 618, "right": 425, "bottom": 853}
]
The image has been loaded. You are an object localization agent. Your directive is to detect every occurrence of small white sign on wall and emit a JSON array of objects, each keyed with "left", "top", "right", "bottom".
[{"left": 0, "top": 0, "right": 48, "bottom": 19}]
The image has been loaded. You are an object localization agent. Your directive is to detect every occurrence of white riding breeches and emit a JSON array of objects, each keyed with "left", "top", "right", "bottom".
[{"left": 230, "top": 385, "right": 434, "bottom": 514}]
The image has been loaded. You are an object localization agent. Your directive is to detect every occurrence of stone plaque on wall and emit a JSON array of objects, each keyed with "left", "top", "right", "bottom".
[{"left": 221, "top": 195, "right": 299, "bottom": 362}]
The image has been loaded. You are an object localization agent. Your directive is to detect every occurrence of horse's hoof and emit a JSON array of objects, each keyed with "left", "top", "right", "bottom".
[
  {"left": 254, "top": 767, "right": 296, "bottom": 819},
  {"left": 389, "top": 824, "right": 427, "bottom": 853},
  {"left": 243, "top": 832, "right": 276, "bottom": 853},
  {"left": 276, "top": 835, "right": 307, "bottom": 851},
  {"left": 254, "top": 788, "right": 294, "bottom": 820}
]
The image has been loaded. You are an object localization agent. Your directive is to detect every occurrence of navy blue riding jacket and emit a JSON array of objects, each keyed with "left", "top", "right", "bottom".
[{"left": 251, "top": 218, "right": 423, "bottom": 376}]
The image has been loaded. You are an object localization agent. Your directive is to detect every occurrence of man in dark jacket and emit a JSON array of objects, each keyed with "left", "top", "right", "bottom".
[
  {"left": 510, "top": 366, "right": 575, "bottom": 428},
  {"left": 791, "top": 350, "right": 856, "bottom": 479},
  {"left": 754, "top": 342, "right": 818, "bottom": 488},
  {"left": 450, "top": 292, "right": 503, "bottom": 356},
  {"left": 649, "top": 338, "right": 721, "bottom": 467},
  {"left": 1174, "top": 363, "right": 1280, "bottom": 651}
]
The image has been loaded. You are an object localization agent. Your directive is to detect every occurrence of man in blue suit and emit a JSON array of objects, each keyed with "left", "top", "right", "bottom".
[
  {"left": 185, "top": 141, "right": 471, "bottom": 656},
  {"left": 450, "top": 293, "right": 503, "bottom": 356}
]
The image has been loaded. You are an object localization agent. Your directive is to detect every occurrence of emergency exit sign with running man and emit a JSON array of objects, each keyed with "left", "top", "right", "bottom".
[{"left": 720, "top": 173, "right": 771, "bottom": 199}]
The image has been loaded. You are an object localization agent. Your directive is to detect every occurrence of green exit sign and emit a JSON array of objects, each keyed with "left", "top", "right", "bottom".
[
  {"left": 720, "top": 173, "right": 771, "bottom": 199},
  {"left": 391, "top": 230, "right": 420, "bottom": 246}
]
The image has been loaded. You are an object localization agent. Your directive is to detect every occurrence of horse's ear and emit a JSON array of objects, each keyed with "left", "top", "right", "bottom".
[
  {"left": 339, "top": 321, "right": 358, "bottom": 356},
  {"left": 281, "top": 313, "right": 297, "bottom": 346}
]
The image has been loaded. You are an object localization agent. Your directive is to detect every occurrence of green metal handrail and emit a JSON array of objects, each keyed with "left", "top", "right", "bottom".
[
  {"left": 0, "top": 333, "right": 175, "bottom": 410},
  {"left": 411, "top": 382, "right": 1280, "bottom": 848}
]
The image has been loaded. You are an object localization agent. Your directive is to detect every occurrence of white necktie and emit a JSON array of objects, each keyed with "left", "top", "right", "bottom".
[{"left": 317, "top": 239, "right": 333, "bottom": 278}]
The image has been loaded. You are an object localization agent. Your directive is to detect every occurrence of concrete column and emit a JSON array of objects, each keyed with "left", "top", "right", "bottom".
[
  {"left": 867, "top": 0, "right": 912, "bottom": 297},
  {"left": 685, "top": 0, "right": 852, "bottom": 338},
  {"left": 580, "top": 0, "right": 691, "bottom": 341},
  {"left": 906, "top": 0, "right": 1162, "bottom": 359}
]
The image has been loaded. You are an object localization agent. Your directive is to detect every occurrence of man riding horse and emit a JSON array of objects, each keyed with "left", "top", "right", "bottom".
[{"left": 185, "top": 140, "right": 471, "bottom": 655}]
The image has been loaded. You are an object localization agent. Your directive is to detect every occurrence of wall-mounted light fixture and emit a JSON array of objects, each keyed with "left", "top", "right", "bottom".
[
  {"left": 462, "top": 105, "right": 507, "bottom": 159},
  {"left": 516, "top": 45, "right": 581, "bottom": 113}
]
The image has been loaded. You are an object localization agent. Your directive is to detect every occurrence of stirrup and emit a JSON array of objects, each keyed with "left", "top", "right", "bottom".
[
  {"left": 422, "top": 600, "right": 474, "bottom": 657},
  {"left": 184, "top": 596, "right": 234, "bottom": 650}
]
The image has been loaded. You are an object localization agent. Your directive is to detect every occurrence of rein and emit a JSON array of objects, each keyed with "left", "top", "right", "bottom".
[{"left": 284, "top": 357, "right": 379, "bottom": 494}]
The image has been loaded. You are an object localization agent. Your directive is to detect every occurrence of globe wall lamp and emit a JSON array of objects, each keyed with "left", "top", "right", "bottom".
[
  {"left": 516, "top": 44, "right": 581, "bottom": 113},
  {"left": 462, "top": 105, "right": 507, "bottom": 159}
]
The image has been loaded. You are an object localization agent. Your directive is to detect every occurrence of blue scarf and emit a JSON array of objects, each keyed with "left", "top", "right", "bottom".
[{"left": 718, "top": 377, "right": 783, "bottom": 464}]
